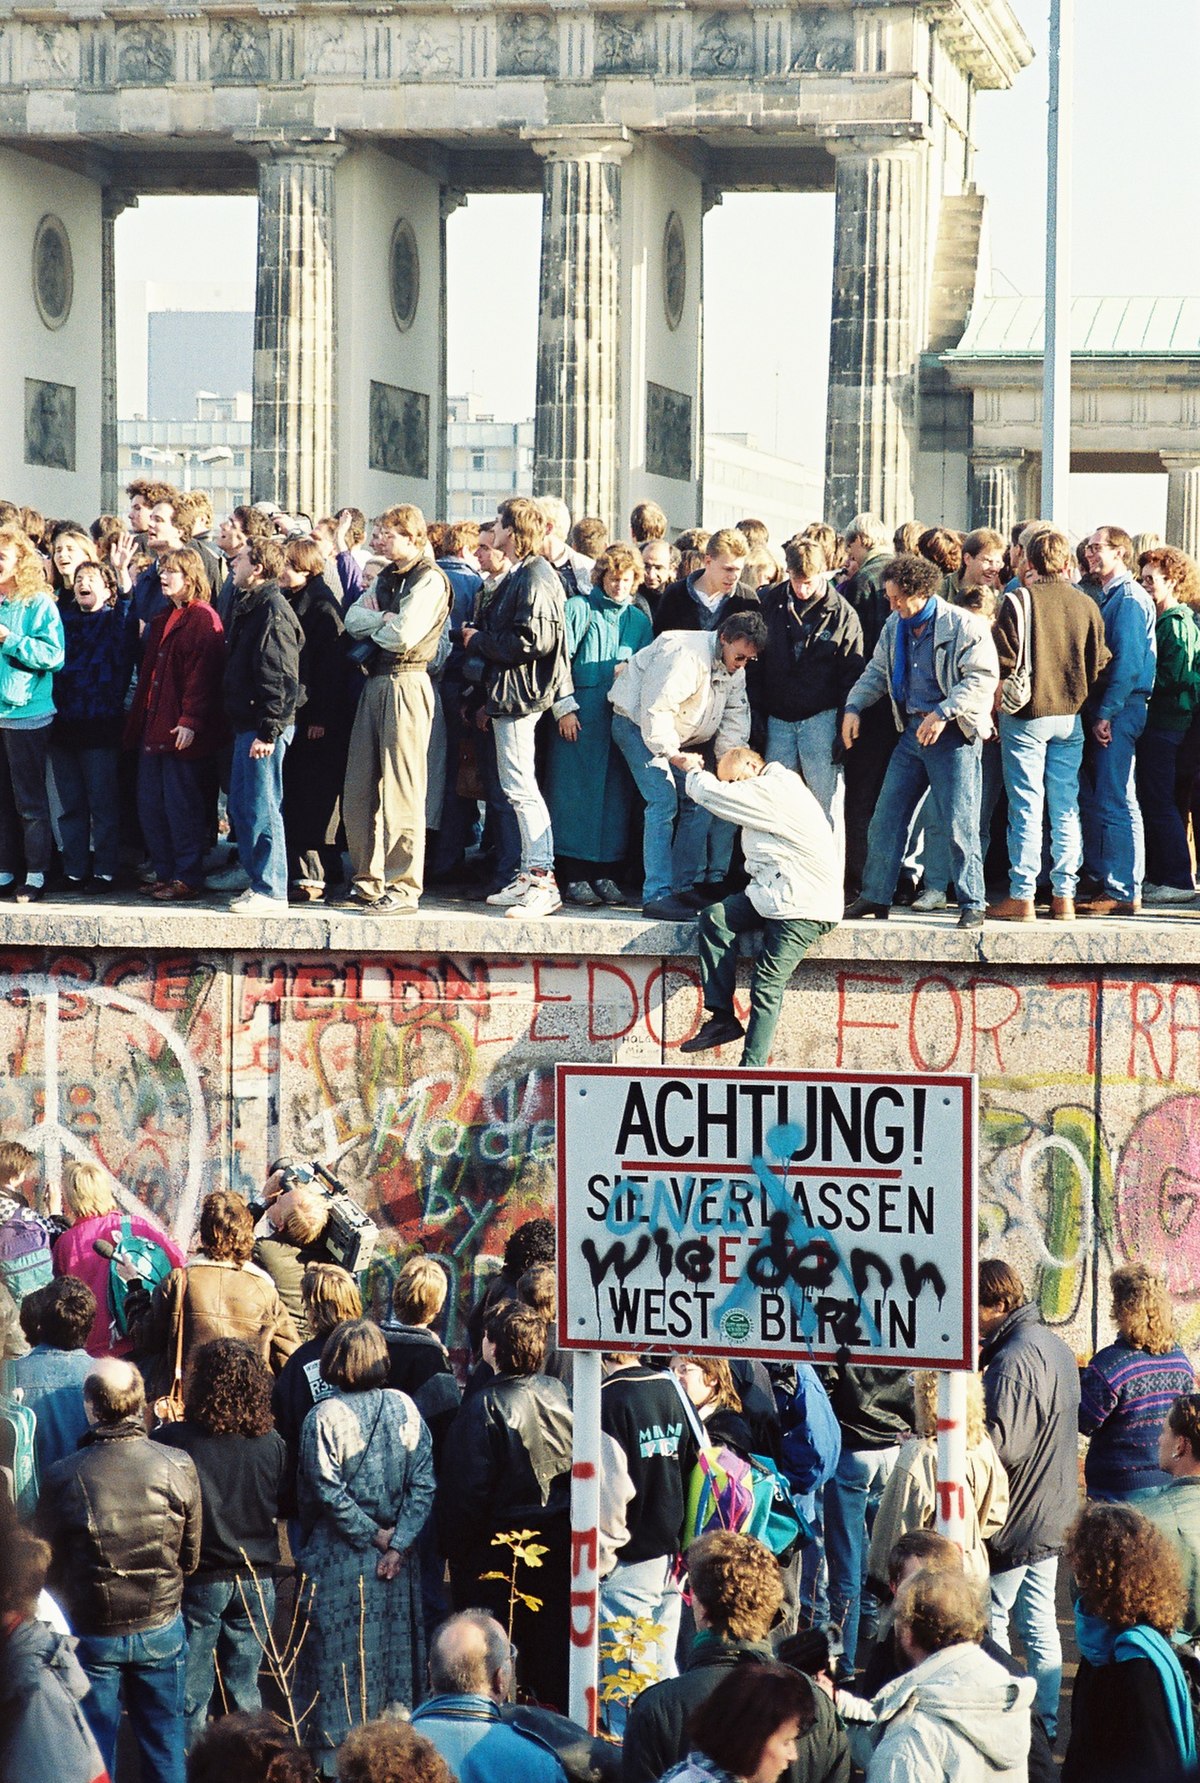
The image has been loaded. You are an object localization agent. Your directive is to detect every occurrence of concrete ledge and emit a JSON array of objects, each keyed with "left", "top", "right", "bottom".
[{"left": 2, "top": 890, "right": 1200, "bottom": 965}]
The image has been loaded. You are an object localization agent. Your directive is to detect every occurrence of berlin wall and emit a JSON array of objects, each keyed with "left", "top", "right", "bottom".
[{"left": 4, "top": 919, "right": 1200, "bottom": 1360}]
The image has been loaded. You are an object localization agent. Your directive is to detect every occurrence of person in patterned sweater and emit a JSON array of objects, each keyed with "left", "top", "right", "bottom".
[{"left": 1079, "top": 1262, "right": 1195, "bottom": 1502}]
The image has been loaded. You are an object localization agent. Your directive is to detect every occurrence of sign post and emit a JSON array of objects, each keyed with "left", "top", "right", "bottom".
[{"left": 556, "top": 1063, "right": 979, "bottom": 1718}]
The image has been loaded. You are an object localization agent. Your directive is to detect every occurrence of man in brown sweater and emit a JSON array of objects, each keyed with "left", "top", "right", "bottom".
[{"left": 988, "top": 527, "right": 1110, "bottom": 921}]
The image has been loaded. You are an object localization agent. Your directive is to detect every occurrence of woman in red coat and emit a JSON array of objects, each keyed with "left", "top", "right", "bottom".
[{"left": 124, "top": 546, "right": 226, "bottom": 899}]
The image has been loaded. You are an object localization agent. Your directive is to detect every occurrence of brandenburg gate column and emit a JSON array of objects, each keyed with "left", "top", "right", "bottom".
[
  {"left": 530, "top": 131, "right": 631, "bottom": 532},
  {"left": 1163, "top": 454, "right": 1200, "bottom": 559},
  {"left": 101, "top": 188, "right": 136, "bottom": 514},
  {"left": 970, "top": 447, "right": 1028, "bottom": 538},
  {"left": 251, "top": 140, "right": 345, "bottom": 517},
  {"left": 825, "top": 132, "right": 930, "bottom": 530}
]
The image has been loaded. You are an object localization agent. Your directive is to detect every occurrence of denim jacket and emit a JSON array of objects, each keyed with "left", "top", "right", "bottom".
[
  {"left": 0, "top": 592, "right": 65, "bottom": 724},
  {"left": 845, "top": 598, "right": 999, "bottom": 741},
  {"left": 1090, "top": 571, "right": 1157, "bottom": 721}
]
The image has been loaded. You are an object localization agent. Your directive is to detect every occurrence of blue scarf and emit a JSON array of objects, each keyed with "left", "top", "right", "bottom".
[
  {"left": 890, "top": 595, "right": 938, "bottom": 706},
  {"left": 1074, "top": 1606, "right": 1197, "bottom": 1768}
]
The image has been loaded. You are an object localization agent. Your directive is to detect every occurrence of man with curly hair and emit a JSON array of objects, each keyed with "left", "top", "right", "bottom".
[
  {"left": 337, "top": 1718, "right": 455, "bottom": 1783},
  {"left": 622, "top": 1531, "right": 849, "bottom": 1783}
]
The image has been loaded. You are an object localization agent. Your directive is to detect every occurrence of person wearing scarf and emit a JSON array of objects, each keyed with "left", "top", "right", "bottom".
[
  {"left": 841, "top": 552, "right": 999, "bottom": 930},
  {"left": 1062, "top": 1502, "right": 1198, "bottom": 1782}
]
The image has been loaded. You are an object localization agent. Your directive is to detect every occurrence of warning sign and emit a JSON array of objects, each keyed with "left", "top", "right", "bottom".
[{"left": 556, "top": 1064, "right": 977, "bottom": 1369}]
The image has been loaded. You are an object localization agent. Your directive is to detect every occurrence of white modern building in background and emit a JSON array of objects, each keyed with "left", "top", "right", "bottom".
[{"left": 702, "top": 434, "right": 824, "bottom": 542}]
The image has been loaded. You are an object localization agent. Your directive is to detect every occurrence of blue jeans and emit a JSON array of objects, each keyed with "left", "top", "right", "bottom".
[
  {"left": 766, "top": 710, "right": 845, "bottom": 867},
  {"left": 228, "top": 727, "right": 293, "bottom": 899},
  {"left": 1081, "top": 697, "right": 1147, "bottom": 901},
  {"left": 797, "top": 1492, "right": 829, "bottom": 1626},
  {"left": 1137, "top": 725, "right": 1194, "bottom": 888},
  {"left": 919, "top": 734, "right": 1004, "bottom": 894},
  {"left": 999, "top": 712, "right": 1084, "bottom": 897},
  {"left": 861, "top": 719, "right": 984, "bottom": 913},
  {"left": 77, "top": 1611, "right": 188, "bottom": 1783},
  {"left": 479, "top": 716, "right": 520, "bottom": 885},
  {"left": 48, "top": 742, "right": 121, "bottom": 879},
  {"left": 598, "top": 1555, "right": 682, "bottom": 1736},
  {"left": 138, "top": 751, "right": 209, "bottom": 888},
  {"left": 823, "top": 1444, "right": 899, "bottom": 1677},
  {"left": 183, "top": 1573, "right": 274, "bottom": 1748},
  {"left": 611, "top": 713, "right": 709, "bottom": 900},
  {"left": 989, "top": 1557, "right": 1062, "bottom": 1741},
  {"left": 492, "top": 711, "right": 554, "bottom": 874}
]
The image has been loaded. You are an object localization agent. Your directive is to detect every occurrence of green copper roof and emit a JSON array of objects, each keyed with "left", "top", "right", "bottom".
[{"left": 949, "top": 295, "right": 1200, "bottom": 358}]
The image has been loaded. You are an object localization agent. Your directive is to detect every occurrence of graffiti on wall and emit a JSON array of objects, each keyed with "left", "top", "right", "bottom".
[{"left": 2, "top": 947, "right": 1200, "bottom": 1357}]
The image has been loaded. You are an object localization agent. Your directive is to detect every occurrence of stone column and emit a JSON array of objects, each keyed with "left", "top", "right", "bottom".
[
  {"left": 970, "top": 447, "right": 1027, "bottom": 538},
  {"left": 531, "top": 133, "right": 631, "bottom": 530},
  {"left": 100, "top": 189, "right": 136, "bottom": 514},
  {"left": 439, "top": 187, "right": 467, "bottom": 520},
  {"left": 251, "top": 141, "right": 345, "bottom": 517},
  {"left": 1163, "top": 453, "right": 1200, "bottom": 558},
  {"left": 825, "top": 134, "right": 928, "bottom": 530}
]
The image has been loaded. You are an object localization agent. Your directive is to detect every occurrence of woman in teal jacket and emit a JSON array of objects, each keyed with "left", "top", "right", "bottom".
[
  {"left": 0, "top": 524, "right": 66, "bottom": 901},
  {"left": 546, "top": 544, "right": 653, "bottom": 904},
  {"left": 1136, "top": 547, "right": 1200, "bottom": 901}
]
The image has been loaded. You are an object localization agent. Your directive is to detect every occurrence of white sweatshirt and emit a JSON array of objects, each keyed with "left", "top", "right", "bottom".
[{"left": 685, "top": 762, "right": 843, "bottom": 923}]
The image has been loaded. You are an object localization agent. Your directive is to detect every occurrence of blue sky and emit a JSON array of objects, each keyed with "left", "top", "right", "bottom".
[{"left": 118, "top": 0, "right": 1197, "bottom": 532}]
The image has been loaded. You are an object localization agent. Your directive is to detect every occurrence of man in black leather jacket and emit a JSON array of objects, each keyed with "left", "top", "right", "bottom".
[
  {"left": 37, "top": 1357, "right": 201, "bottom": 1783},
  {"left": 437, "top": 1303, "right": 573, "bottom": 1710}
]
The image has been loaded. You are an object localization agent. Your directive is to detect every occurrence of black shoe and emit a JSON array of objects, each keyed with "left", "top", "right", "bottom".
[
  {"left": 87, "top": 876, "right": 117, "bottom": 896},
  {"left": 958, "top": 908, "right": 985, "bottom": 930},
  {"left": 14, "top": 881, "right": 44, "bottom": 903},
  {"left": 844, "top": 896, "right": 889, "bottom": 920},
  {"left": 679, "top": 1014, "right": 746, "bottom": 1055},
  {"left": 345, "top": 889, "right": 412, "bottom": 913},
  {"left": 676, "top": 887, "right": 711, "bottom": 910},
  {"left": 643, "top": 895, "right": 698, "bottom": 921}
]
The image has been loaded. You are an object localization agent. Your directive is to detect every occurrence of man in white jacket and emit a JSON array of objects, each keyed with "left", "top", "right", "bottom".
[
  {"left": 609, "top": 613, "right": 767, "bottom": 919},
  {"left": 678, "top": 747, "right": 841, "bottom": 1066}
]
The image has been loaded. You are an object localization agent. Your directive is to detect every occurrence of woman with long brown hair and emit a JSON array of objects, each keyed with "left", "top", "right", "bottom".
[
  {"left": 124, "top": 544, "right": 225, "bottom": 899},
  {"left": 0, "top": 523, "right": 64, "bottom": 901}
]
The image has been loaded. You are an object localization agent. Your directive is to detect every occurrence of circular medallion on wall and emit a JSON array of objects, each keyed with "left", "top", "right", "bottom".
[
  {"left": 32, "top": 214, "right": 73, "bottom": 331},
  {"left": 663, "top": 210, "right": 686, "bottom": 332},
  {"left": 389, "top": 218, "right": 419, "bottom": 332}
]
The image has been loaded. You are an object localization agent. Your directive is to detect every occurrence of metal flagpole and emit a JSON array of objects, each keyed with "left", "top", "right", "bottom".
[{"left": 1041, "top": 0, "right": 1074, "bottom": 523}]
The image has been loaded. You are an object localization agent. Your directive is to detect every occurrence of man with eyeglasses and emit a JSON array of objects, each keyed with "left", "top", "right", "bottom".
[
  {"left": 1077, "top": 524, "right": 1157, "bottom": 915},
  {"left": 412, "top": 1610, "right": 568, "bottom": 1783}
]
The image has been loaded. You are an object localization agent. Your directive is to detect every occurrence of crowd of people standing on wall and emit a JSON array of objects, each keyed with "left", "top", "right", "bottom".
[
  {"left": 5, "top": 1141, "right": 1200, "bottom": 1783},
  {"left": 0, "top": 487, "right": 1195, "bottom": 944}
]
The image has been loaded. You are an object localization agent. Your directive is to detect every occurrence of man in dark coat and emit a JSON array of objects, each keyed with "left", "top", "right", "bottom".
[{"left": 622, "top": 1530, "right": 849, "bottom": 1783}]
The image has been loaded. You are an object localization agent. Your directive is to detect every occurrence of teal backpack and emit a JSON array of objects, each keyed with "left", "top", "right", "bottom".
[
  {"left": 0, "top": 1388, "right": 38, "bottom": 1518},
  {"left": 105, "top": 1217, "right": 175, "bottom": 1343}
]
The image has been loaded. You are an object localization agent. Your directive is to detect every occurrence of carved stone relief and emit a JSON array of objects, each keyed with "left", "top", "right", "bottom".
[
  {"left": 211, "top": 20, "right": 268, "bottom": 83},
  {"left": 389, "top": 219, "right": 420, "bottom": 332},
  {"left": 663, "top": 211, "right": 686, "bottom": 331},
  {"left": 791, "top": 7, "right": 854, "bottom": 72},
  {"left": 497, "top": 13, "right": 557, "bottom": 77},
  {"left": 645, "top": 382, "right": 692, "bottom": 481},
  {"left": 369, "top": 381, "right": 429, "bottom": 479},
  {"left": 24, "top": 379, "right": 75, "bottom": 472},
  {"left": 594, "top": 13, "right": 654, "bottom": 75},
  {"left": 116, "top": 22, "right": 174, "bottom": 85},
  {"left": 692, "top": 11, "right": 752, "bottom": 75},
  {"left": 32, "top": 214, "right": 72, "bottom": 331}
]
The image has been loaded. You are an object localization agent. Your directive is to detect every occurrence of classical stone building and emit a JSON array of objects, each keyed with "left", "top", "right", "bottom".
[{"left": 0, "top": 0, "right": 1031, "bottom": 527}]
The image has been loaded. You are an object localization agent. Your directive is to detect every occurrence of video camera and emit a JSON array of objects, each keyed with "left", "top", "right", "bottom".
[{"left": 272, "top": 1158, "right": 379, "bottom": 1276}]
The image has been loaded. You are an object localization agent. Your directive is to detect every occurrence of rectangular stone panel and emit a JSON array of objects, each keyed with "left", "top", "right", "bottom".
[
  {"left": 692, "top": 10, "right": 753, "bottom": 75},
  {"left": 496, "top": 12, "right": 558, "bottom": 76},
  {"left": 369, "top": 380, "right": 430, "bottom": 478},
  {"left": 24, "top": 379, "right": 75, "bottom": 472},
  {"left": 594, "top": 12, "right": 656, "bottom": 74},
  {"left": 645, "top": 381, "right": 693, "bottom": 481}
]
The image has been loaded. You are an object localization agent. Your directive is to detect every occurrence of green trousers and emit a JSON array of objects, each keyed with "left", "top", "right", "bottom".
[{"left": 697, "top": 891, "right": 835, "bottom": 1066}]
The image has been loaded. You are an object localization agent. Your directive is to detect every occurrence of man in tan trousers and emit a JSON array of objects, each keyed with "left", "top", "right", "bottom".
[{"left": 342, "top": 504, "right": 451, "bottom": 911}]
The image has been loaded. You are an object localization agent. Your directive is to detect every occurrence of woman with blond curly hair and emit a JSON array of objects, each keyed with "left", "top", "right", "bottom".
[
  {"left": 52, "top": 1158, "right": 185, "bottom": 1357},
  {"left": 867, "top": 1370, "right": 1008, "bottom": 1589},
  {"left": 1079, "top": 1262, "right": 1195, "bottom": 1502},
  {"left": 0, "top": 523, "right": 64, "bottom": 901},
  {"left": 1062, "top": 1502, "right": 1197, "bottom": 1782}
]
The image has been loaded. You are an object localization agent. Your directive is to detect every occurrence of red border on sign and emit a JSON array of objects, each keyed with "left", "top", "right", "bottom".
[{"left": 554, "top": 1062, "right": 978, "bottom": 1372}]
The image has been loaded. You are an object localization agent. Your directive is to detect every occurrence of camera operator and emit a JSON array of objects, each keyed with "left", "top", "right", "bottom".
[{"left": 249, "top": 1160, "right": 333, "bottom": 1327}]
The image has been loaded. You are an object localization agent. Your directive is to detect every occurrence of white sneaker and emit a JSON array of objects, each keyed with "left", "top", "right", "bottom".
[
  {"left": 506, "top": 873, "right": 563, "bottom": 918},
  {"left": 1142, "top": 882, "right": 1199, "bottom": 905},
  {"left": 207, "top": 865, "right": 251, "bottom": 893},
  {"left": 486, "top": 872, "right": 532, "bottom": 907},
  {"left": 913, "top": 887, "right": 948, "bottom": 912},
  {"left": 228, "top": 889, "right": 288, "bottom": 914}
]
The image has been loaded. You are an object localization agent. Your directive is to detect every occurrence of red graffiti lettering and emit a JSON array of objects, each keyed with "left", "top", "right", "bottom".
[
  {"left": 908, "top": 976, "right": 964, "bottom": 1072},
  {"left": 835, "top": 972, "right": 902, "bottom": 1067},
  {"left": 587, "top": 962, "right": 639, "bottom": 1045},
  {"left": 530, "top": 962, "right": 577, "bottom": 1043},
  {"left": 968, "top": 979, "right": 1022, "bottom": 1072},
  {"left": 569, "top": 1592, "right": 597, "bottom": 1646}
]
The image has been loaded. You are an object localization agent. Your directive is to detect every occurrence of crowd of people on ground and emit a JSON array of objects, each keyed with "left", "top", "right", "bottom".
[
  {"left": 0, "top": 486, "right": 1195, "bottom": 948},
  {"left": 5, "top": 1140, "right": 1200, "bottom": 1783}
]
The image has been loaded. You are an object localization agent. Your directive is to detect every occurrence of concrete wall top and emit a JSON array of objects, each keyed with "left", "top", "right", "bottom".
[{"left": 6, "top": 900, "right": 1200, "bottom": 969}]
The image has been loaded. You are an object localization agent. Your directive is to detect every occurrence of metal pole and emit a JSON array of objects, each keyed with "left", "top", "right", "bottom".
[
  {"left": 568, "top": 1349, "right": 602, "bottom": 1732},
  {"left": 1041, "top": 0, "right": 1074, "bottom": 522},
  {"left": 935, "top": 1370, "right": 969, "bottom": 1553}
]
